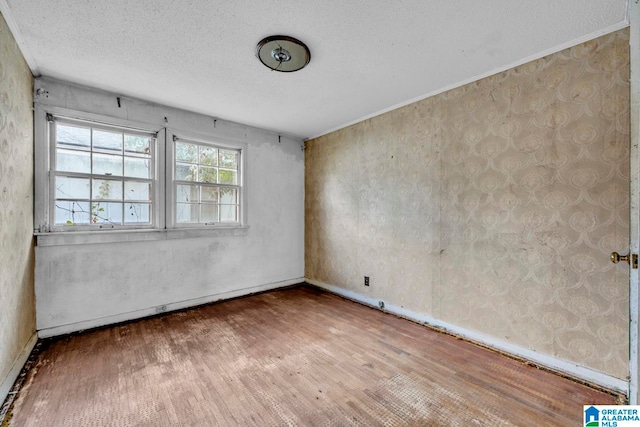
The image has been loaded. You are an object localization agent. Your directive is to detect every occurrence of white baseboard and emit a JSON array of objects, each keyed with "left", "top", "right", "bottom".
[
  {"left": 0, "top": 332, "right": 37, "bottom": 405},
  {"left": 38, "top": 278, "right": 304, "bottom": 338},
  {"left": 306, "top": 279, "right": 628, "bottom": 394}
]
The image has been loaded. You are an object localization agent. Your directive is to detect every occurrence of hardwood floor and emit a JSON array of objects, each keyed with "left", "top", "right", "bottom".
[{"left": 3, "top": 285, "right": 621, "bottom": 426}]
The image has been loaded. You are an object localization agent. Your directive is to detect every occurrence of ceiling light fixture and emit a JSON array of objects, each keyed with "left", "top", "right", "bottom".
[{"left": 256, "top": 35, "right": 311, "bottom": 72}]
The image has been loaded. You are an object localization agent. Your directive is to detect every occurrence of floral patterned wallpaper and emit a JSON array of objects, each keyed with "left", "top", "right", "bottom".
[
  {"left": 0, "top": 12, "right": 35, "bottom": 385},
  {"left": 306, "top": 29, "right": 630, "bottom": 379}
]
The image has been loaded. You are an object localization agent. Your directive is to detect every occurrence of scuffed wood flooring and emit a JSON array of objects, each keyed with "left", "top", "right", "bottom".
[{"left": 4, "top": 286, "right": 621, "bottom": 426}]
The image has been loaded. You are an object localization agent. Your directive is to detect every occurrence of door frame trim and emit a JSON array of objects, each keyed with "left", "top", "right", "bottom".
[{"left": 629, "top": 0, "right": 639, "bottom": 405}]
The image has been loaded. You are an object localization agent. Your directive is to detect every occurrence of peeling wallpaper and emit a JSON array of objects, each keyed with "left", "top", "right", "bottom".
[
  {"left": 0, "top": 13, "right": 35, "bottom": 385},
  {"left": 305, "top": 29, "right": 630, "bottom": 379}
]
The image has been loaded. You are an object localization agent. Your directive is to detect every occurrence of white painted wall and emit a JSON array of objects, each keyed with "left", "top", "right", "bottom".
[{"left": 34, "top": 78, "right": 305, "bottom": 337}]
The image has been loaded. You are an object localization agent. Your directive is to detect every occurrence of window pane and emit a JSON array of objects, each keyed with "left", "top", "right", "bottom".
[
  {"left": 219, "top": 205, "right": 237, "bottom": 222},
  {"left": 199, "top": 166, "right": 217, "bottom": 183},
  {"left": 218, "top": 169, "right": 237, "bottom": 185},
  {"left": 93, "top": 129, "right": 122, "bottom": 152},
  {"left": 57, "top": 124, "right": 90, "bottom": 149},
  {"left": 201, "top": 204, "right": 218, "bottom": 223},
  {"left": 201, "top": 186, "right": 218, "bottom": 203},
  {"left": 177, "top": 184, "right": 198, "bottom": 203},
  {"left": 176, "top": 163, "right": 197, "bottom": 181},
  {"left": 176, "top": 203, "right": 198, "bottom": 223},
  {"left": 125, "top": 181, "right": 150, "bottom": 201},
  {"left": 124, "top": 135, "right": 151, "bottom": 154},
  {"left": 124, "top": 203, "right": 150, "bottom": 224},
  {"left": 55, "top": 201, "right": 91, "bottom": 225},
  {"left": 200, "top": 147, "right": 218, "bottom": 166},
  {"left": 176, "top": 142, "right": 197, "bottom": 162},
  {"left": 93, "top": 153, "right": 123, "bottom": 176},
  {"left": 92, "top": 179, "right": 123, "bottom": 200},
  {"left": 124, "top": 157, "right": 150, "bottom": 179},
  {"left": 219, "top": 150, "right": 237, "bottom": 168},
  {"left": 55, "top": 176, "right": 90, "bottom": 199},
  {"left": 92, "top": 202, "right": 123, "bottom": 224},
  {"left": 57, "top": 149, "right": 91, "bottom": 173},
  {"left": 220, "top": 188, "right": 237, "bottom": 204}
]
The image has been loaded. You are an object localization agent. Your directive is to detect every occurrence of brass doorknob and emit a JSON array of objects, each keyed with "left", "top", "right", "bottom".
[
  {"left": 611, "top": 252, "right": 639, "bottom": 269},
  {"left": 611, "top": 252, "right": 629, "bottom": 264}
]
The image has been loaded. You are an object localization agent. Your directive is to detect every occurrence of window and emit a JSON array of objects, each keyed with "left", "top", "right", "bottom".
[
  {"left": 173, "top": 137, "right": 241, "bottom": 225},
  {"left": 35, "top": 109, "right": 247, "bottom": 238},
  {"left": 51, "top": 117, "right": 156, "bottom": 230}
]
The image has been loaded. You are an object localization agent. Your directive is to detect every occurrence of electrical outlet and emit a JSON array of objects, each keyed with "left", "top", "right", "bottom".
[
  {"left": 156, "top": 305, "right": 167, "bottom": 313},
  {"left": 364, "top": 276, "right": 369, "bottom": 286}
]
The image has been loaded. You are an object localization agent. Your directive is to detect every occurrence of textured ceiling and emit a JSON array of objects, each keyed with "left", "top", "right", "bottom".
[{"left": 0, "top": 0, "right": 629, "bottom": 139}]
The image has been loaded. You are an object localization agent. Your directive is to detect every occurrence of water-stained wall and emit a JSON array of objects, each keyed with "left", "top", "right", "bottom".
[
  {"left": 305, "top": 29, "right": 630, "bottom": 379},
  {"left": 0, "top": 12, "right": 35, "bottom": 392},
  {"left": 34, "top": 78, "right": 305, "bottom": 337}
]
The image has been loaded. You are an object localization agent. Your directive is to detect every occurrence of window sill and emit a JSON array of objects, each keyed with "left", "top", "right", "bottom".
[{"left": 35, "top": 226, "right": 249, "bottom": 247}]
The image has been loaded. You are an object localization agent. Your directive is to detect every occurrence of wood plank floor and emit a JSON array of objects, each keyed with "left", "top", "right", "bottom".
[{"left": 3, "top": 285, "right": 622, "bottom": 426}]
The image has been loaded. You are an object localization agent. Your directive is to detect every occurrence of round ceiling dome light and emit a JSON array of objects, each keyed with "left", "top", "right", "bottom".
[{"left": 256, "top": 35, "right": 311, "bottom": 72}]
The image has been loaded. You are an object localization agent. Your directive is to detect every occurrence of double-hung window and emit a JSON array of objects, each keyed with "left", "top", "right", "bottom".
[
  {"left": 49, "top": 116, "right": 156, "bottom": 230},
  {"left": 37, "top": 110, "right": 246, "bottom": 238},
  {"left": 173, "top": 137, "right": 241, "bottom": 226}
]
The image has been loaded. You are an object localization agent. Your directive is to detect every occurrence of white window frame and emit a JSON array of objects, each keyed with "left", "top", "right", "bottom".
[
  {"left": 166, "top": 129, "right": 247, "bottom": 229},
  {"left": 47, "top": 116, "right": 159, "bottom": 231},
  {"left": 34, "top": 107, "right": 249, "bottom": 244},
  {"left": 34, "top": 106, "right": 166, "bottom": 234}
]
